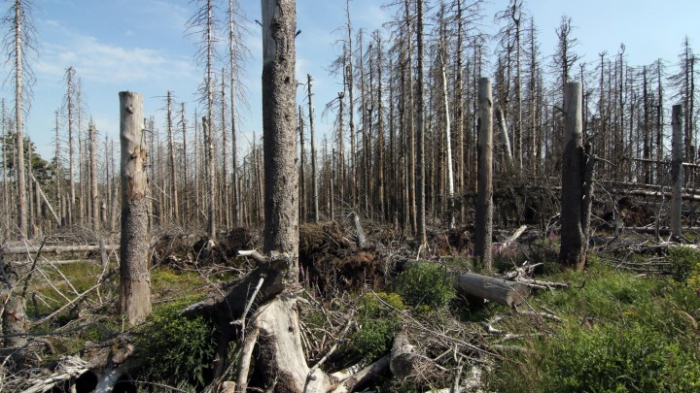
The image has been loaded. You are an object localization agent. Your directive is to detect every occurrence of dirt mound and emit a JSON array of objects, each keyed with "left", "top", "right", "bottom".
[
  {"left": 300, "top": 221, "right": 386, "bottom": 296},
  {"left": 152, "top": 227, "right": 256, "bottom": 267}
]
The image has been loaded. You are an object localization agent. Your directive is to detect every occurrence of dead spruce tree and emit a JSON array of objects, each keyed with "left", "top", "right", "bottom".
[
  {"left": 188, "top": 0, "right": 218, "bottom": 239},
  {"left": 559, "top": 82, "right": 595, "bottom": 270},
  {"left": 118, "top": 91, "right": 151, "bottom": 326},
  {"left": 3, "top": 0, "right": 38, "bottom": 238}
]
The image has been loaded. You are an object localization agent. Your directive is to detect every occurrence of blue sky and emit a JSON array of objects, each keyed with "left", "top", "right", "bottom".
[{"left": 4, "top": 0, "right": 698, "bottom": 161}]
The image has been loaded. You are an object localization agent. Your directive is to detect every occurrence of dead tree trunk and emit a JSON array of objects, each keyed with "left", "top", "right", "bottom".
[
  {"left": 118, "top": 91, "right": 151, "bottom": 326},
  {"left": 495, "top": 105, "right": 513, "bottom": 168},
  {"left": 166, "top": 91, "right": 179, "bottom": 223},
  {"left": 672, "top": 104, "right": 684, "bottom": 238},
  {"left": 416, "top": 0, "right": 427, "bottom": 248},
  {"left": 89, "top": 122, "right": 99, "bottom": 231},
  {"left": 474, "top": 77, "right": 493, "bottom": 271},
  {"left": 256, "top": 2, "right": 322, "bottom": 392},
  {"left": 559, "top": 82, "right": 587, "bottom": 270},
  {"left": 307, "top": 74, "right": 319, "bottom": 223}
]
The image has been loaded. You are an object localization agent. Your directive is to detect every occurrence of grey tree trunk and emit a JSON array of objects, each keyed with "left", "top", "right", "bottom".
[
  {"left": 416, "top": 0, "right": 427, "bottom": 248},
  {"left": 14, "top": 0, "right": 27, "bottom": 238},
  {"left": 118, "top": 91, "right": 151, "bottom": 326},
  {"left": 166, "top": 91, "right": 179, "bottom": 222},
  {"left": 256, "top": 2, "right": 323, "bottom": 392},
  {"left": 474, "top": 77, "right": 493, "bottom": 271},
  {"left": 441, "top": 60, "right": 455, "bottom": 229},
  {"left": 559, "top": 82, "right": 586, "bottom": 270},
  {"left": 307, "top": 74, "right": 319, "bottom": 223},
  {"left": 672, "top": 104, "right": 684, "bottom": 238},
  {"left": 89, "top": 122, "right": 99, "bottom": 231}
]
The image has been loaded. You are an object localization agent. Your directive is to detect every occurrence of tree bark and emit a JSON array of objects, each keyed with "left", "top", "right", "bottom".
[
  {"left": 559, "top": 82, "right": 586, "bottom": 270},
  {"left": 307, "top": 75, "right": 319, "bottom": 223},
  {"left": 416, "top": 0, "right": 427, "bottom": 248},
  {"left": 474, "top": 78, "right": 493, "bottom": 271},
  {"left": 118, "top": 91, "right": 151, "bottom": 326},
  {"left": 672, "top": 104, "right": 684, "bottom": 238}
]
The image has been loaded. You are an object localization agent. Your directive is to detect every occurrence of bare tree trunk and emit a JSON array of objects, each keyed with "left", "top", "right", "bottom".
[
  {"left": 228, "top": 0, "right": 240, "bottom": 226},
  {"left": 376, "top": 33, "right": 386, "bottom": 221},
  {"left": 298, "top": 105, "right": 306, "bottom": 222},
  {"left": 307, "top": 75, "right": 319, "bottom": 223},
  {"left": 672, "top": 104, "right": 684, "bottom": 238},
  {"left": 404, "top": 0, "right": 417, "bottom": 233},
  {"left": 89, "top": 122, "right": 99, "bottom": 231},
  {"left": 166, "top": 91, "right": 179, "bottom": 223},
  {"left": 255, "top": 2, "right": 327, "bottom": 392},
  {"left": 345, "top": 0, "right": 357, "bottom": 209},
  {"left": 15, "top": 0, "right": 27, "bottom": 237},
  {"left": 416, "top": 0, "right": 427, "bottom": 248},
  {"left": 495, "top": 105, "right": 513, "bottom": 168},
  {"left": 2, "top": 100, "right": 9, "bottom": 216},
  {"left": 559, "top": 82, "right": 586, "bottom": 270},
  {"left": 474, "top": 77, "right": 493, "bottom": 271},
  {"left": 118, "top": 91, "right": 151, "bottom": 326},
  {"left": 441, "top": 54, "right": 455, "bottom": 229}
]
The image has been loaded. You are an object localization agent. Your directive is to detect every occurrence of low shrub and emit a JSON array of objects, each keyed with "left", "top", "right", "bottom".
[
  {"left": 397, "top": 262, "right": 456, "bottom": 309},
  {"left": 136, "top": 301, "right": 217, "bottom": 389}
]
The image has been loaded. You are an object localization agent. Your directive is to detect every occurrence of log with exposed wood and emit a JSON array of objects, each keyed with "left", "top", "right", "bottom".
[{"left": 453, "top": 272, "right": 529, "bottom": 307}]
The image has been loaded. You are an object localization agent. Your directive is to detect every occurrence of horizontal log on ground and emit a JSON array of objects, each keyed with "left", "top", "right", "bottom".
[
  {"left": 2, "top": 244, "right": 118, "bottom": 255},
  {"left": 453, "top": 272, "right": 529, "bottom": 308},
  {"left": 622, "top": 227, "right": 700, "bottom": 234},
  {"left": 601, "top": 180, "right": 700, "bottom": 195},
  {"left": 607, "top": 188, "right": 700, "bottom": 201}
]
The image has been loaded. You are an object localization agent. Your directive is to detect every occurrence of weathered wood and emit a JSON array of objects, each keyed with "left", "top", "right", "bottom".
[
  {"left": 495, "top": 105, "right": 513, "bottom": 167},
  {"left": 475, "top": 78, "right": 493, "bottom": 270},
  {"left": 559, "top": 82, "right": 586, "bottom": 270},
  {"left": 671, "top": 104, "right": 684, "bottom": 238},
  {"left": 390, "top": 332, "right": 416, "bottom": 379},
  {"left": 2, "top": 244, "right": 118, "bottom": 255},
  {"left": 119, "top": 91, "right": 151, "bottom": 326},
  {"left": 453, "top": 272, "right": 529, "bottom": 308}
]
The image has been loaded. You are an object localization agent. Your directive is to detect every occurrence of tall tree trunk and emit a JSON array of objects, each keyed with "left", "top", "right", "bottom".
[
  {"left": 345, "top": 0, "right": 357, "bottom": 209},
  {"left": 119, "top": 91, "right": 151, "bottom": 326},
  {"left": 416, "top": 0, "right": 427, "bottom": 248},
  {"left": 404, "top": 0, "right": 417, "bottom": 233},
  {"left": 559, "top": 82, "right": 586, "bottom": 270},
  {"left": 298, "top": 105, "right": 306, "bottom": 222},
  {"left": 441, "top": 54, "right": 455, "bottom": 229},
  {"left": 90, "top": 122, "right": 99, "bottom": 231},
  {"left": 15, "top": 0, "right": 27, "bottom": 237},
  {"left": 307, "top": 75, "right": 319, "bottom": 223},
  {"left": 166, "top": 91, "right": 179, "bottom": 222},
  {"left": 376, "top": 33, "right": 386, "bottom": 221},
  {"left": 474, "top": 77, "right": 493, "bottom": 271},
  {"left": 672, "top": 104, "right": 684, "bottom": 238}
]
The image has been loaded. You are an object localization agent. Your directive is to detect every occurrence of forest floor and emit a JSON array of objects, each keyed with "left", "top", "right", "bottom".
[{"left": 5, "top": 216, "right": 700, "bottom": 392}]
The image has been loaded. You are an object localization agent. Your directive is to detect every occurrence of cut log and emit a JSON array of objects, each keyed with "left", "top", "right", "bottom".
[
  {"left": 453, "top": 273, "right": 529, "bottom": 308},
  {"left": 390, "top": 332, "right": 416, "bottom": 379},
  {"left": 3, "top": 244, "right": 118, "bottom": 255}
]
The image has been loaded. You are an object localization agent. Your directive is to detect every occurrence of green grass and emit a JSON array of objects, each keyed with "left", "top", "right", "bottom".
[{"left": 488, "top": 263, "right": 700, "bottom": 392}]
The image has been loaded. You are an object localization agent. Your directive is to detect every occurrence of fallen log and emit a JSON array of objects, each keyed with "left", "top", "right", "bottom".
[
  {"left": 3, "top": 244, "right": 118, "bottom": 255},
  {"left": 390, "top": 332, "right": 416, "bottom": 379},
  {"left": 453, "top": 273, "right": 529, "bottom": 308}
]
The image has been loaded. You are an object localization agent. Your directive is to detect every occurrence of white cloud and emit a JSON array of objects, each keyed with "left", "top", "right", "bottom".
[{"left": 35, "top": 21, "right": 197, "bottom": 86}]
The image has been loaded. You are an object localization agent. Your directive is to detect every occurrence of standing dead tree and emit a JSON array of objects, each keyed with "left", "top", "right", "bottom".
[
  {"left": 559, "top": 82, "right": 595, "bottom": 270},
  {"left": 474, "top": 77, "right": 493, "bottom": 271},
  {"left": 118, "top": 91, "right": 151, "bottom": 326},
  {"left": 3, "top": 0, "right": 38, "bottom": 238}
]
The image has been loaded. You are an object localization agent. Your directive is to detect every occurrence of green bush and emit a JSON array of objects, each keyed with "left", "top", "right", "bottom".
[
  {"left": 136, "top": 302, "right": 217, "bottom": 388},
  {"left": 669, "top": 246, "right": 700, "bottom": 284},
  {"left": 344, "top": 293, "right": 404, "bottom": 362},
  {"left": 397, "top": 262, "right": 456, "bottom": 309}
]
